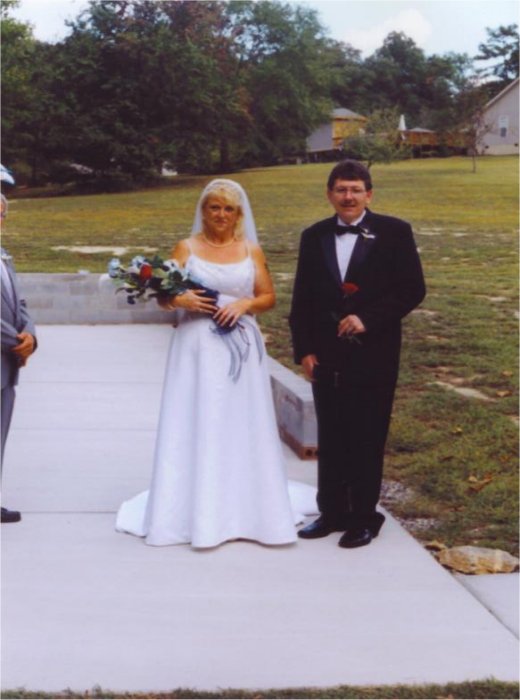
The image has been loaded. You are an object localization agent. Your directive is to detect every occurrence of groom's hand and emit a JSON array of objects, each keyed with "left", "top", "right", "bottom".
[
  {"left": 302, "top": 354, "right": 319, "bottom": 382},
  {"left": 338, "top": 314, "right": 365, "bottom": 338}
]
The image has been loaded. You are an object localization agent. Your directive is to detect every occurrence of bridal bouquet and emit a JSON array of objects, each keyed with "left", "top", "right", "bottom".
[
  {"left": 107, "top": 254, "right": 262, "bottom": 381},
  {"left": 107, "top": 255, "right": 218, "bottom": 305}
]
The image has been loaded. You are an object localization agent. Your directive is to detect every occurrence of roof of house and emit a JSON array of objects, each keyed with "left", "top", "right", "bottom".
[
  {"left": 332, "top": 107, "right": 366, "bottom": 120},
  {"left": 484, "top": 77, "right": 520, "bottom": 110}
]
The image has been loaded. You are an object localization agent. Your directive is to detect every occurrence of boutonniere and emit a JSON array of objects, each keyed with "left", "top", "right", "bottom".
[
  {"left": 359, "top": 227, "right": 376, "bottom": 241},
  {"left": 1, "top": 252, "right": 13, "bottom": 263}
]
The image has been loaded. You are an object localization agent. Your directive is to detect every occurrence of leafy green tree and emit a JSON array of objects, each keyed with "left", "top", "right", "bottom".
[
  {"left": 50, "top": 0, "right": 237, "bottom": 181},
  {"left": 343, "top": 107, "right": 411, "bottom": 169},
  {"left": 349, "top": 33, "right": 471, "bottom": 132},
  {"left": 450, "top": 74, "right": 495, "bottom": 173},
  {"left": 225, "top": 1, "right": 334, "bottom": 165},
  {"left": 51, "top": 0, "right": 337, "bottom": 178},
  {"left": 0, "top": 1, "right": 38, "bottom": 172},
  {"left": 417, "top": 52, "right": 474, "bottom": 136},
  {"left": 327, "top": 41, "right": 370, "bottom": 116},
  {"left": 475, "top": 24, "right": 519, "bottom": 85},
  {"left": 360, "top": 33, "right": 429, "bottom": 121}
]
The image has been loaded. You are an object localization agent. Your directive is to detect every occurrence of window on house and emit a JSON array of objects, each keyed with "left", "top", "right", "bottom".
[{"left": 499, "top": 115, "right": 509, "bottom": 138}]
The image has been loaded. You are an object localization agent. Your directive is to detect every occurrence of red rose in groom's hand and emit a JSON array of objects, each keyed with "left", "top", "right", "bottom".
[{"left": 342, "top": 282, "right": 359, "bottom": 296}]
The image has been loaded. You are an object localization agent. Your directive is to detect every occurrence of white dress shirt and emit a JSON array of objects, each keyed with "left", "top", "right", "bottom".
[{"left": 335, "top": 212, "right": 366, "bottom": 280}]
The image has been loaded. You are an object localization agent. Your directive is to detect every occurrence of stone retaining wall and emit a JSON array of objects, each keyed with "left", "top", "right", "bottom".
[
  {"left": 18, "top": 272, "right": 317, "bottom": 458},
  {"left": 19, "top": 272, "right": 169, "bottom": 324}
]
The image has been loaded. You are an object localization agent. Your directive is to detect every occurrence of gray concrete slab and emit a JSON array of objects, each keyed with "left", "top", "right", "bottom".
[
  {"left": 1, "top": 325, "right": 519, "bottom": 693},
  {"left": 455, "top": 573, "right": 519, "bottom": 638}
]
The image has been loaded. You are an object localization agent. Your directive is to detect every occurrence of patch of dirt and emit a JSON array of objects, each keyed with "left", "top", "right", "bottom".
[
  {"left": 410, "top": 309, "right": 438, "bottom": 318},
  {"left": 52, "top": 245, "right": 130, "bottom": 255},
  {"left": 425, "top": 335, "right": 450, "bottom": 342},
  {"left": 422, "top": 365, "right": 484, "bottom": 385},
  {"left": 421, "top": 366, "right": 490, "bottom": 397},
  {"left": 380, "top": 480, "right": 415, "bottom": 507},
  {"left": 51, "top": 245, "right": 159, "bottom": 256},
  {"left": 402, "top": 517, "right": 439, "bottom": 534},
  {"left": 381, "top": 485, "right": 440, "bottom": 536},
  {"left": 432, "top": 381, "right": 494, "bottom": 401}
]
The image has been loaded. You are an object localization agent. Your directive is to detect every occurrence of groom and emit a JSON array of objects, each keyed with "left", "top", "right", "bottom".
[{"left": 289, "top": 160, "right": 425, "bottom": 548}]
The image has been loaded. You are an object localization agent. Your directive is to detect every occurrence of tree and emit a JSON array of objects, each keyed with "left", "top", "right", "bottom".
[
  {"left": 51, "top": 0, "right": 238, "bottom": 181},
  {"left": 450, "top": 74, "right": 493, "bottom": 173},
  {"left": 475, "top": 24, "right": 519, "bottom": 86},
  {"left": 325, "top": 41, "right": 369, "bottom": 116},
  {"left": 360, "top": 33, "right": 430, "bottom": 122},
  {"left": 2, "top": 0, "right": 338, "bottom": 183},
  {"left": 0, "top": 1, "right": 39, "bottom": 174},
  {"left": 224, "top": 1, "right": 335, "bottom": 165},
  {"left": 342, "top": 33, "right": 471, "bottom": 133},
  {"left": 343, "top": 108, "right": 411, "bottom": 169}
]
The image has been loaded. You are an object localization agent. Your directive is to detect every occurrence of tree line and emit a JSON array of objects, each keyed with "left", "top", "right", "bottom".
[{"left": 1, "top": 0, "right": 518, "bottom": 189}]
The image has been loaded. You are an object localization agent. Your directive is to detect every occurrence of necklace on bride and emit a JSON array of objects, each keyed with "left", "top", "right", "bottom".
[{"left": 202, "top": 233, "right": 237, "bottom": 248}]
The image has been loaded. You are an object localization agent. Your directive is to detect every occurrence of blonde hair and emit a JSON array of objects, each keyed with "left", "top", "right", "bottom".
[{"left": 200, "top": 179, "right": 245, "bottom": 240}]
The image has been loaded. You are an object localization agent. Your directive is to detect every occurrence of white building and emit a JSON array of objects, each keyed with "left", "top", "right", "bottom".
[{"left": 480, "top": 78, "right": 519, "bottom": 155}]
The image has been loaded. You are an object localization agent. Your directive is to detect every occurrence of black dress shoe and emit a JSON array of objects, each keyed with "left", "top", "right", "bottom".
[
  {"left": 338, "top": 527, "right": 373, "bottom": 548},
  {"left": 298, "top": 517, "right": 345, "bottom": 539},
  {"left": 1, "top": 507, "right": 21, "bottom": 523}
]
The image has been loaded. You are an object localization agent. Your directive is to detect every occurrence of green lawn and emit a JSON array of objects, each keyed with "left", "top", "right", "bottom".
[
  {"left": 4, "top": 156, "right": 519, "bottom": 554},
  {"left": 2, "top": 679, "right": 519, "bottom": 699}
]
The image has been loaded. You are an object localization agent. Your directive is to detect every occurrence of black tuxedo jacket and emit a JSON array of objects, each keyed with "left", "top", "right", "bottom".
[{"left": 289, "top": 209, "right": 426, "bottom": 386}]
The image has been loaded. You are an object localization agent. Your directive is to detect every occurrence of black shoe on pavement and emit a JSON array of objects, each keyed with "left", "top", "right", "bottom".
[
  {"left": 1, "top": 507, "right": 21, "bottom": 523},
  {"left": 338, "top": 527, "right": 373, "bottom": 549},
  {"left": 298, "top": 517, "right": 345, "bottom": 539}
]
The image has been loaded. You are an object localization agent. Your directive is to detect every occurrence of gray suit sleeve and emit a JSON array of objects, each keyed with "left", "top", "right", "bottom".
[{"left": 1, "top": 318, "right": 21, "bottom": 351}]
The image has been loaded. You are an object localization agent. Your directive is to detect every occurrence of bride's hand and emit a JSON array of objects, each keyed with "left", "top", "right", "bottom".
[
  {"left": 213, "top": 298, "right": 252, "bottom": 327},
  {"left": 163, "top": 290, "right": 218, "bottom": 314}
]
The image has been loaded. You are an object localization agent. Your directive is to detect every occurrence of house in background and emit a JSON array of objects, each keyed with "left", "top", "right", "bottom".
[
  {"left": 398, "top": 122, "right": 437, "bottom": 156},
  {"left": 479, "top": 78, "right": 519, "bottom": 155},
  {"left": 398, "top": 124, "right": 469, "bottom": 157},
  {"left": 306, "top": 108, "right": 367, "bottom": 161}
]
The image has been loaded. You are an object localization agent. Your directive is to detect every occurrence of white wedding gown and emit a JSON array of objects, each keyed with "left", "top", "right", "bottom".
[{"left": 116, "top": 250, "right": 317, "bottom": 548}]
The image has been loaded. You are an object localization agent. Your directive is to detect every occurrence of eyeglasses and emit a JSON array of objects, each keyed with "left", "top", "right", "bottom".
[{"left": 332, "top": 187, "right": 367, "bottom": 196}]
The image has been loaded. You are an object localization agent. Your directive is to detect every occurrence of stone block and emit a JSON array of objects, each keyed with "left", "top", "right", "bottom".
[{"left": 268, "top": 357, "right": 317, "bottom": 458}]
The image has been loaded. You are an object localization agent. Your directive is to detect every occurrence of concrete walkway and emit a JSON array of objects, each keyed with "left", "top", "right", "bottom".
[{"left": 1, "top": 325, "right": 518, "bottom": 694}]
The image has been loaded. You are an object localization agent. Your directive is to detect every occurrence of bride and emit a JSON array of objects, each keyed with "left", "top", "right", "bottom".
[{"left": 116, "top": 179, "right": 313, "bottom": 548}]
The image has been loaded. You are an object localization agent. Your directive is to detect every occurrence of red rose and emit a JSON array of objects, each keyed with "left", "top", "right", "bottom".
[
  {"left": 139, "top": 263, "right": 153, "bottom": 281},
  {"left": 342, "top": 282, "right": 359, "bottom": 296}
]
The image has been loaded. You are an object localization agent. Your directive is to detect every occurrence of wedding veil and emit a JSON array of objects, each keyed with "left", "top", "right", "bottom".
[{"left": 191, "top": 179, "right": 259, "bottom": 244}]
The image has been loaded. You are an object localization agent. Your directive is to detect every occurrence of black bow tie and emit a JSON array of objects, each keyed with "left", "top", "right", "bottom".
[{"left": 335, "top": 224, "right": 363, "bottom": 236}]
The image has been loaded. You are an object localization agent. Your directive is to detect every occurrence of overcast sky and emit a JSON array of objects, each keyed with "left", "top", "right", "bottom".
[{"left": 10, "top": 0, "right": 520, "bottom": 59}]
